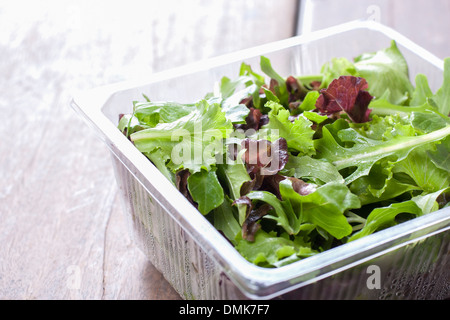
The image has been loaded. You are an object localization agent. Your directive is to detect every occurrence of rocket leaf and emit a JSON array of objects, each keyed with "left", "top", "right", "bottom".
[
  {"left": 349, "top": 200, "right": 423, "bottom": 242},
  {"left": 315, "top": 119, "right": 450, "bottom": 184}
]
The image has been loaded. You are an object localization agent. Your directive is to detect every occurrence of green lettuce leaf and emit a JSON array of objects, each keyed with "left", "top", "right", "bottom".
[
  {"left": 132, "top": 101, "right": 195, "bottom": 127},
  {"left": 238, "top": 61, "right": 266, "bottom": 109},
  {"left": 433, "top": 57, "right": 450, "bottom": 115},
  {"left": 118, "top": 113, "right": 149, "bottom": 137},
  {"left": 392, "top": 146, "right": 450, "bottom": 193},
  {"left": 131, "top": 99, "right": 233, "bottom": 173},
  {"left": 427, "top": 136, "right": 450, "bottom": 173},
  {"left": 217, "top": 158, "right": 252, "bottom": 225},
  {"left": 354, "top": 40, "right": 414, "bottom": 105},
  {"left": 349, "top": 161, "right": 420, "bottom": 206},
  {"left": 246, "top": 191, "right": 296, "bottom": 235},
  {"left": 320, "top": 57, "right": 358, "bottom": 89},
  {"left": 412, "top": 188, "right": 449, "bottom": 214},
  {"left": 410, "top": 73, "right": 434, "bottom": 106},
  {"left": 282, "top": 155, "right": 345, "bottom": 185},
  {"left": 214, "top": 75, "right": 253, "bottom": 124},
  {"left": 261, "top": 101, "right": 315, "bottom": 156},
  {"left": 319, "top": 41, "right": 414, "bottom": 105},
  {"left": 369, "top": 93, "right": 449, "bottom": 134},
  {"left": 297, "top": 90, "right": 320, "bottom": 113},
  {"left": 260, "top": 56, "right": 289, "bottom": 106}
]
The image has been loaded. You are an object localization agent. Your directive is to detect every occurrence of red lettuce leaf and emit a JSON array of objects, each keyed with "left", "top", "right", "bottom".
[
  {"left": 233, "top": 195, "right": 273, "bottom": 242},
  {"left": 286, "top": 75, "right": 307, "bottom": 103},
  {"left": 234, "top": 107, "right": 268, "bottom": 131},
  {"left": 315, "top": 76, "right": 373, "bottom": 123},
  {"left": 241, "top": 137, "right": 289, "bottom": 176},
  {"left": 176, "top": 169, "right": 197, "bottom": 208}
]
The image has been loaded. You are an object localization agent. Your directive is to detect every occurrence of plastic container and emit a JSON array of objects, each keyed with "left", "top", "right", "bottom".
[{"left": 71, "top": 20, "right": 450, "bottom": 300}]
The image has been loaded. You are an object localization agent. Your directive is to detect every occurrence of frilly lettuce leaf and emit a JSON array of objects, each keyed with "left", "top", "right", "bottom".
[
  {"left": 132, "top": 101, "right": 195, "bottom": 127},
  {"left": 315, "top": 76, "right": 373, "bottom": 123},
  {"left": 131, "top": 99, "right": 233, "bottom": 173},
  {"left": 261, "top": 101, "right": 315, "bottom": 156}
]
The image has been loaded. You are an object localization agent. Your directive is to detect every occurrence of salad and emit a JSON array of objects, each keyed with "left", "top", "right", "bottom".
[{"left": 118, "top": 41, "right": 450, "bottom": 268}]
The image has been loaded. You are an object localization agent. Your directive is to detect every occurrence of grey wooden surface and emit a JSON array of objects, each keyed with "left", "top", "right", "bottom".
[{"left": 0, "top": 0, "right": 448, "bottom": 300}]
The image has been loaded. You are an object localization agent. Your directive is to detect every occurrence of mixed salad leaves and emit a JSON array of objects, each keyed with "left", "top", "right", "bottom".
[{"left": 119, "top": 41, "right": 450, "bottom": 268}]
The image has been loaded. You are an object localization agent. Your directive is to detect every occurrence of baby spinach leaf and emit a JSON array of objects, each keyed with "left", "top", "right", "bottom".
[
  {"left": 212, "top": 196, "right": 241, "bottom": 245},
  {"left": 187, "top": 169, "right": 224, "bottom": 215},
  {"left": 282, "top": 155, "right": 345, "bottom": 185}
]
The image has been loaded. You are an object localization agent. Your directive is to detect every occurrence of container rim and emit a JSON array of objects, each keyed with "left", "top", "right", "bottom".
[{"left": 71, "top": 19, "right": 449, "bottom": 299}]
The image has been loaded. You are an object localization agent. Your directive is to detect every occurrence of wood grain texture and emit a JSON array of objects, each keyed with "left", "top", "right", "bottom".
[{"left": 0, "top": 0, "right": 298, "bottom": 300}]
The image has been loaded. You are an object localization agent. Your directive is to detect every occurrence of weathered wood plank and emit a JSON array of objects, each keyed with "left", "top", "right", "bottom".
[{"left": 0, "top": 0, "right": 298, "bottom": 300}]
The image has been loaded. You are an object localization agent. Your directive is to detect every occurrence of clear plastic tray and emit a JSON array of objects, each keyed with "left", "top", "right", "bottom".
[{"left": 71, "top": 20, "right": 450, "bottom": 300}]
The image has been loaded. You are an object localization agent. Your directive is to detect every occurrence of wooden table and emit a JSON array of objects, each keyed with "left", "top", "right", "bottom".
[{"left": 1, "top": 0, "right": 448, "bottom": 300}]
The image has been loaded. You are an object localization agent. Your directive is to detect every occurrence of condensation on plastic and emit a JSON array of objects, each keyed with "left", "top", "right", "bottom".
[{"left": 71, "top": 21, "right": 450, "bottom": 300}]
